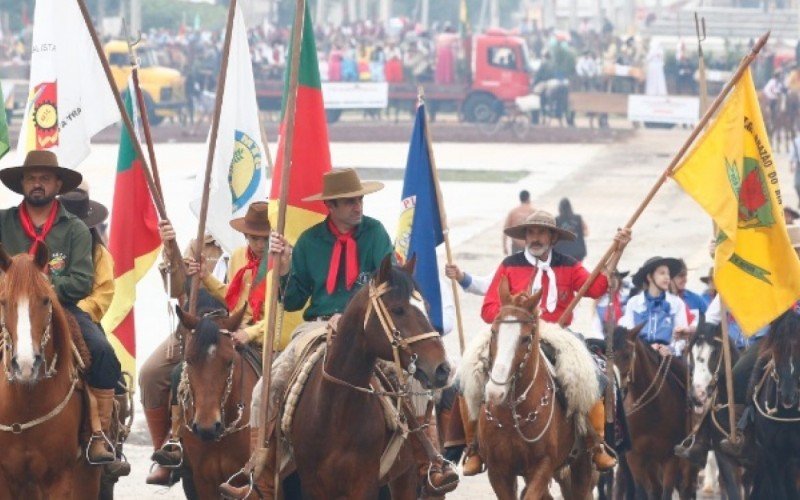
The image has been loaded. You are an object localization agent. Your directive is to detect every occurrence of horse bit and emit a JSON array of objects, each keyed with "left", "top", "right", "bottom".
[
  {"left": 0, "top": 302, "right": 57, "bottom": 381},
  {"left": 483, "top": 305, "right": 556, "bottom": 444}
]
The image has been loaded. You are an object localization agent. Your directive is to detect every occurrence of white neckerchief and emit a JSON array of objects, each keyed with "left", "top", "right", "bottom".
[{"left": 524, "top": 249, "right": 557, "bottom": 312}]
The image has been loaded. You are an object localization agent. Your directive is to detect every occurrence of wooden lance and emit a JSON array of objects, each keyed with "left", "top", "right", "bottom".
[{"left": 557, "top": 31, "right": 772, "bottom": 328}]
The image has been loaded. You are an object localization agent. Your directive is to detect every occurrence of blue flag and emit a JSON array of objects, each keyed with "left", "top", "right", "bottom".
[{"left": 394, "top": 104, "right": 445, "bottom": 332}]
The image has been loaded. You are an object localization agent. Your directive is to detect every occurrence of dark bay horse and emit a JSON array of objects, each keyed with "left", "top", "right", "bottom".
[
  {"left": 0, "top": 245, "right": 100, "bottom": 498},
  {"left": 174, "top": 305, "right": 260, "bottom": 500},
  {"left": 289, "top": 256, "right": 452, "bottom": 499},
  {"left": 479, "top": 280, "right": 594, "bottom": 500},
  {"left": 613, "top": 326, "right": 697, "bottom": 499},
  {"left": 749, "top": 310, "right": 800, "bottom": 500},
  {"left": 685, "top": 322, "right": 743, "bottom": 500}
]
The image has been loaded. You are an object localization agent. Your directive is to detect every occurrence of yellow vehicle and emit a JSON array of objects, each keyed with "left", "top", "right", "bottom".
[{"left": 105, "top": 40, "right": 185, "bottom": 125}]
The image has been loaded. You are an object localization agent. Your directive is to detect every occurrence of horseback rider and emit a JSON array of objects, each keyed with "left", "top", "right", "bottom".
[
  {"left": 619, "top": 257, "right": 690, "bottom": 358},
  {"left": 462, "top": 210, "right": 631, "bottom": 475},
  {"left": 0, "top": 151, "right": 123, "bottom": 465},
  {"left": 763, "top": 70, "right": 787, "bottom": 119},
  {"left": 152, "top": 201, "right": 271, "bottom": 474},
  {"left": 139, "top": 223, "right": 224, "bottom": 485},
  {"left": 220, "top": 168, "right": 459, "bottom": 499}
]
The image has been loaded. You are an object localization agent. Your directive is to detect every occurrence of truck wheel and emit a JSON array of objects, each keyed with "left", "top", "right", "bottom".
[
  {"left": 463, "top": 94, "right": 501, "bottom": 123},
  {"left": 325, "top": 109, "right": 342, "bottom": 124}
]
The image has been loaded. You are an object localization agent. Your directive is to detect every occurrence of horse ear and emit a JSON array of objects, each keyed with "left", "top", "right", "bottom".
[
  {"left": 377, "top": 254, "right": 393, "bottom": 284},
  {"left": 33, "top": 243, "right": 49, "bottom": 271},
  {"left": 224, "top": 306, "right": 247, "bottom": 332},
  {"left": 403, "top": 253, "right": 417, "bottom": 274},
  {"left": 522, "top": 288, "right": 543, "bottom": 311},
  {"left": 628, "top": 323, "right": 645, "bottom": 341},
  {"left": 0, "top": 244, "right": 11, "bottom": 272},
  {"left": 498, "top": 276, "right": 511, "bottom": 305},
  {"left": 175, "top": 304, "right": 200, "bottom": 331}
]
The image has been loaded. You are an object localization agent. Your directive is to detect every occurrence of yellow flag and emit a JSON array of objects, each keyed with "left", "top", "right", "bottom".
[{"left": 672, "top": 68, "right": 800, "bottom": 334}]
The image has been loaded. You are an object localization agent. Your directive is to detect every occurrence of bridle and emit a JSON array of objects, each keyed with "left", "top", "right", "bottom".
[
  {"left": 686, "top": 335, "right": 724, "bottom": 409},
  {"left": 483, "top": 304, "right": 556, "bottom": 444},
  {"left": 623, "top": 338, "right": 677, "bottom": 416},
  {"left": 0, "top": 301, "right": 57, "bottom": 381},
  {"left": 752, "top": 355, "right": 800, "bottom": 422},
  {"left": 178, "top": 312, "right": 251, "bottom": 441},
  {"left": 321, "top": 279, "right": 440, "bottom": 398}
]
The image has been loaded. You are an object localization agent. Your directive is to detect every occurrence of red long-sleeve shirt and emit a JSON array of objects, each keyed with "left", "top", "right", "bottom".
[{"left": 481, "top": 251, "right": 609, "bottom": 325}]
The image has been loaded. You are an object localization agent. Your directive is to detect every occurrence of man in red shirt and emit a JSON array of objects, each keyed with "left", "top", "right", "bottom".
[{"left": 463, "top": 210, "right": 631, "bottom": 475}]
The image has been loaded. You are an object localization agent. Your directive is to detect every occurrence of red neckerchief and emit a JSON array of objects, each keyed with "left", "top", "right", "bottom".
[
  {"left": 225, "top": 248, "right": 265, "bottom": 320},
  {"left": 326, "top": 218, "right": 359, "bottom": 294},
  {"left": 19, "top": 201, "right": 59, "bottom": 256}
]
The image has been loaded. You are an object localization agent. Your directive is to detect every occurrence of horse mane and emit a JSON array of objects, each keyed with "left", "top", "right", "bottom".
[
  {"left": 761, "top": 310, "right": 800, "bottom": 364},
  {"left": 186, "top": 317, "right": 221, "bottom": 364},
  {"left": 613, "top": 325, "right": 686, "bottom": 386}
]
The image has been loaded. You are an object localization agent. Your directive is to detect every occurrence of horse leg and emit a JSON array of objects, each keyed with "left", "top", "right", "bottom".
[
  {"left": 487, "top": 465, "right": 518, "bottom": 500},
  {"left": 387, "top": 465, "right": 418, "bottom": 500},
  {"left": 659, "top": 458, "right": 679, "bottom": 500},
  {"left": 569, "top": 453, "right": 596, "bottom": 500},
  {"left": 715, "top": 450, "right": 742, "bottom": 500},
  {"left": 522, "top": 459, "right": 555, "bottom": 500}
]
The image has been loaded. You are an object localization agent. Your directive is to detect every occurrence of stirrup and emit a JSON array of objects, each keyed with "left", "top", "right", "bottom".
[
  {"left": 155, "top": 439, "right": 184, "bottom": 469},
  {"left": 425, "top": 456, "right": 459, "bottom": 493},
  {"left": 674, "top": 434, "right": 696, "bottom": 455},
  {"left": 86, "top": 432, "right": 116, "bottom": 465},
  {"left": 220, "top": 468, "right": 254, "bottom": 500}
]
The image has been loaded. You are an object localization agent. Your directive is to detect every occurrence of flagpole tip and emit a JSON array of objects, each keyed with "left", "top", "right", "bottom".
[
  {"left": 417, "top": 86, "right": 425, "bottom": 106},
  {"left": 753, "top": 31, "right": 771, "bottom": 53}
]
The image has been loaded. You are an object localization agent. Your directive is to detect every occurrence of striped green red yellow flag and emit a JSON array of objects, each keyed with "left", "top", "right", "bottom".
[
  {"left": 100, "top": 89, "right": 161, "bottom": 377},
  {"left": 267, "top": 2, "right": 331, "bottom": 349}
]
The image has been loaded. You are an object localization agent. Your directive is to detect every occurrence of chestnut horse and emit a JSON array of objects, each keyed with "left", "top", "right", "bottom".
[
  {"left": 174, "top": 305, "right": 261, "bottom": 500},
  {"left": 288, "top": 256, "right": 452, "bottom": 499},
  {"left": 613, "top": 326, "right": 697, "bottom": 499},
  {"left": 0, "top": 245, "right": 100, "bottom": 498},
  {"left": 478, "top": 281, "right": 594, "bottom": 500}
]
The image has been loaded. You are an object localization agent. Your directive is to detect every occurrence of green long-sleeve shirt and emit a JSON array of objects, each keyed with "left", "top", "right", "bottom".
[
  {"left": 281, "top": 216, "right": 393, "bottom": 320},
  {"left": 0, "top": 203, "right": 94, "bottom": 305}
]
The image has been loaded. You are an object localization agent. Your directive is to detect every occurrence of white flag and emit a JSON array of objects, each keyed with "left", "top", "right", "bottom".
[
  {"left": 190, "top": 4, "right": 267, "bottom": 253},
  {"left": 16, "top": 0, "right": 119, "bottom": 169}
]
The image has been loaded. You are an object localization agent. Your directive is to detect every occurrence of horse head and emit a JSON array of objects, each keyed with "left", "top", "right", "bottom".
[
  {"left": 0, "top": 244, "right": 58, "bottom": 384},
  {"left": 484, "top": 276, "right": 542, "bottom": 406},
  {"left": 611, "top": 322, "right": 645, "bottom": 391},
  {"left": 176, "top": 304, "right": 246, "bottom": 442},
  {"left": 358, "top": 254, "right": 451, "bottom": 390},
  {"left": 687, "top": 322, "right": 725, "bottom": 413},
  {"left": 764, "top": 311, "right": 800, "bottom": 410}
]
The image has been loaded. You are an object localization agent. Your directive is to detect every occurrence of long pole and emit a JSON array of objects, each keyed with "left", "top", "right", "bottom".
[
  {"left": 75, "top": 0, "right": 180, "bottom": 260},
  {"left": 254, "top": 0, "right": 307, "bottom": 489},
  {"left": 419, "top": 87, "right": 466, "bottom": 354},
  {"left": 187, "top": 0, "right": 238, "bottom": 315},
  {"left": 695, "top": 13, "right": 709, "bottom": 113},
  {"left": 556, "top": 31, "right": 771, "bottom": 328},
  {"left": 718, "top": 296, "right": 739, "bottom": 443}
]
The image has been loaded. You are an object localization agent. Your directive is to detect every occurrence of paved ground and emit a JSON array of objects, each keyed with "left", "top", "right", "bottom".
[{"left": 1, "top": 125, "right": 795, "bottom": 498}]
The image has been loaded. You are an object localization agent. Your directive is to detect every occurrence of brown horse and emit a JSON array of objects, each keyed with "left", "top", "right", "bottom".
[
  {"left": 760, "top": 90, "right": 799, "bottom": 153},
  {"left": 174, "top": 305, "right": 261, "bottom": 500},
  {"left": 288, "top": 256, "right": 452, "bottom": 499},
  {"left": 477, "top": 280, "right": 594, "bottom": 500},
  {"left": 0, "top": 244, "right": 100, "bottom": 498},
  {"left": 613, "top": 326, "right": 697, "bottom": 499}
]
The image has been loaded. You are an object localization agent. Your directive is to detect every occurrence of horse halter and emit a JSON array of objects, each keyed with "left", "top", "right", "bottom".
[
  {"left": 323, "top": 279, "right": 440, "bottom": 396},
  {"left": 488, "top": 305, "right": 538, "bottom": 387},
  {"left": 0, "top": 301, "right": 57, "bottom": 382}
]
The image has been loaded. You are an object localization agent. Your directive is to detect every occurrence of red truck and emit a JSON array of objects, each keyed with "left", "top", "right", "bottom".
[{"left": 254, "top": 29, "right": 534, "bottom": 123}]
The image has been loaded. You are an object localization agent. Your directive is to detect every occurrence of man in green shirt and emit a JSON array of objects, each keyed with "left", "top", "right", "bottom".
[
  {"left": 222, "top": 169, "right": 458, "bottom": 499},
  {"left": 0, "top": 151, "right": 122, "bottom": 465}
]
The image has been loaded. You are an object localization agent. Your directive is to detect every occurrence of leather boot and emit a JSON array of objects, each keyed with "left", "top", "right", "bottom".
[
  {"left": 416, "top": 415, "right": 459, "bottom": 497},
  {"left": 152, "top": 405, "right": 184, "bottom": 467},
  {"left": 674, "top": 412, "right": 710, "bottom": 467},
  {"left": 219, "top": 423, "right": 275, "bottom": 499},
  {"left": 87, "top": 388, "right": 116, "bottom": 464},
  {"left": 459, "top": 396, "right": 484, "bottom": 476},
  {"left": 719, "top": 404, "right": 756, "bottom": 467},
  {"left": 144, "top": 406, "right": 178, "bottom": 485},
  {"left": 587, "top": 398, "right": 617, "bottom": 472}
]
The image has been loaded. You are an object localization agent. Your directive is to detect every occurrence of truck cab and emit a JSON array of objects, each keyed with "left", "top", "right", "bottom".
[
  {"left": 462, "top": 29, "right": 534, "bottom": 122},
  {"left": 104, "top": 40, "right": 185, "bottom": 125}
]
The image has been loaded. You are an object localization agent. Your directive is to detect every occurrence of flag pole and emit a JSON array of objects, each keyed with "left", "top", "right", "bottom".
[
  {"left": 75, "top": 0, "right": 183, "bottom": 271},
  {"left": 695, "top": 13, "right": 709, "bottom": 114},
  {"left": 186, "top": 0, "right": 238, "bottom": 315},
  {"left": 557, "top": 30, "right": 771, "bottom": 328},
  {"left": 718, "top": 291, "right": 740, "bottom": 444},
  {"left": 418, "top": 86, "right": 466, "bottom": 354}
]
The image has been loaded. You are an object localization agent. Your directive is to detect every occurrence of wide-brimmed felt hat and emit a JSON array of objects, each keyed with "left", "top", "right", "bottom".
[
  {"left": 0, "top": 151, "right": 83, "bottom": 195},
  {"left": 59, "top": 189, "right": 108, "bottom": 228},
  {"left": 301, "top": 168, "right": 384, "bottom": 202},
  {"left": 632, "top": 256, "right": 683, "bottom": 288},
  {"left": 503, "top": 209, "right": 576, "bottom": 242},
  {"left": 229, "top": 201, "right": 270, "bottom": 237},
  {"left": 788, "top": 224, "right": 800, "bottom": 250},
  {"left": 700, "top": 267, "right": 714, "bottom": 284}
]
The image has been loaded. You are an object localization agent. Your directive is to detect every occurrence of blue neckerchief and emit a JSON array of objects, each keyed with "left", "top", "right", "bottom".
[{"left": 634, "top": 290, "right": 674, "bottom": 344}]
